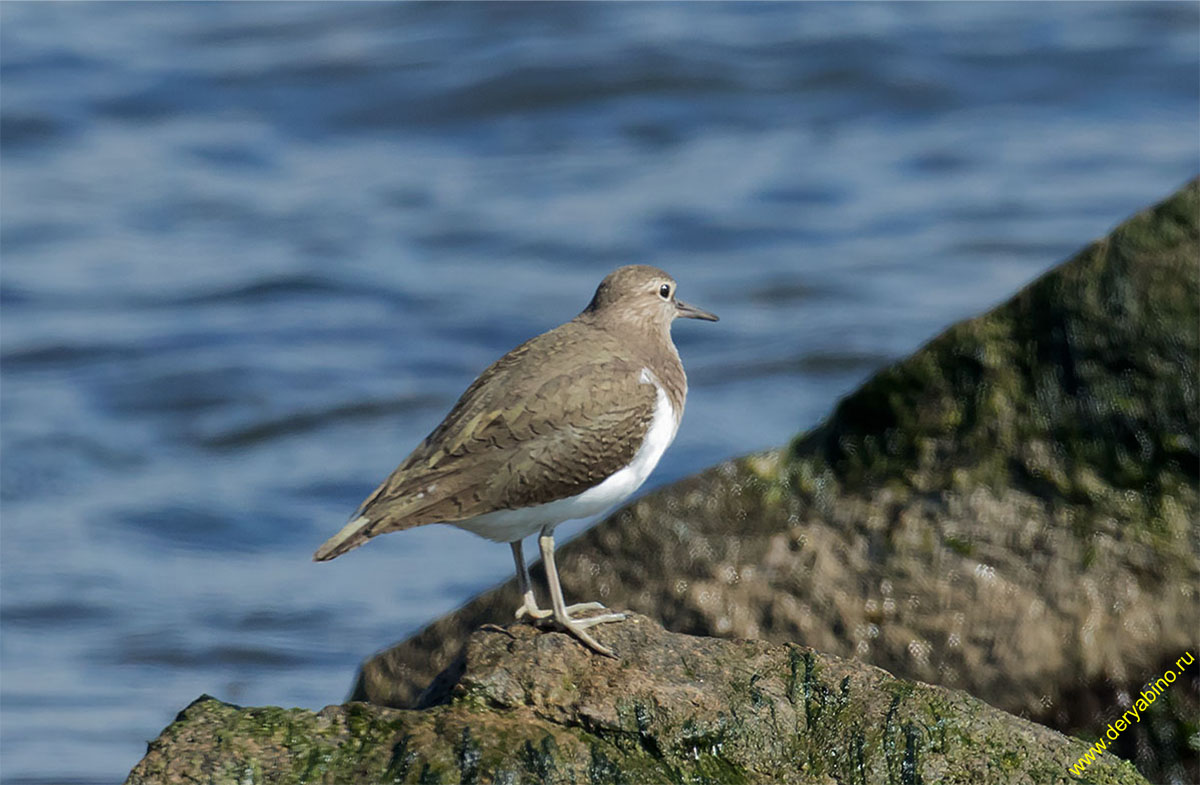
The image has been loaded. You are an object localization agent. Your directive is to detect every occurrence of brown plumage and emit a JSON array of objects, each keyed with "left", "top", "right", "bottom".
[{"left": 315, "top": 265, "right": 706, "bottom": 560}]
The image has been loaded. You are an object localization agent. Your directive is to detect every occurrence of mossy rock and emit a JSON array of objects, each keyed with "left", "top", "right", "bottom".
[{"left": 126, "top": 616, "right": 1149, "bottom": 784}]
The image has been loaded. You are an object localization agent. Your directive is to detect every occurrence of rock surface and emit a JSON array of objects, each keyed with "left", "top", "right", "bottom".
[
  {"left": 355, "top": 180, "right": 1200, "bottom": 783},
  {"left": 126, "top": 615, "right": 1148, "bottom": 784}
]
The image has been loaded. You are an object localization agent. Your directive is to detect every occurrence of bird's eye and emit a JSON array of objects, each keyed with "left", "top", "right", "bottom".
[{"left": 659, "top": 283, "right": 671, "bottom": 299}]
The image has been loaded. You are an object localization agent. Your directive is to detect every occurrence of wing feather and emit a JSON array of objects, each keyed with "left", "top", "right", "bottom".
[{"left": 313, "top": 321, "right": 659, "bottom": 560}]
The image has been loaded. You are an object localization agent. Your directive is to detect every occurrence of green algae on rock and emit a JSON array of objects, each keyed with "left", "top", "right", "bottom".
[
  {"left": 354, "top": 180, "right": 1199, "bottom": 783},
  {"left": 124, "top": 616, "right": 1150, "bottom": 785}
]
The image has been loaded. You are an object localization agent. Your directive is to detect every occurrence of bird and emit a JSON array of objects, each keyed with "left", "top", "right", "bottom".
[{"left": 314, "top": 265, "right": 717, "bottom": 656}]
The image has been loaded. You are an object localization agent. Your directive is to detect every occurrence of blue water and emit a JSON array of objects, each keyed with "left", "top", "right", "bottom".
[{"left": 1, "top": 3, "right": 1196, "bottom": 782}]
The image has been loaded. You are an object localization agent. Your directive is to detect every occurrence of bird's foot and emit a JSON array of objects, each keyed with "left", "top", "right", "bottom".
[
  {"left": 558, "top": 622, "right": 613, "bottom": 656},
  {"left": 553, "top": 606, "right": 626, "bottom": 658},
  {"left": 566, "top": 610, "right": 626, "bottom": 628},
  {"left": 515, "top": 602, "right": 551, "bottom": 621},
  {"left": 515, "top": 600, "right": 626, "bottom": 655},
  {"left": 516, "top": 601, "right": 606, "bottom": 622}
]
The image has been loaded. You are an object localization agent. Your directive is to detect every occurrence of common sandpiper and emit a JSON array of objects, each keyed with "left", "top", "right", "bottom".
[{"left": 315, "top": 265, "right": 718, "bottom": 656}]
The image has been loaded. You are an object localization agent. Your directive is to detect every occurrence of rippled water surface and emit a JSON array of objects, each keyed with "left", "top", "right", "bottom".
[{"left": 2, "top": 3, "right": 1197, "bottom": 782}]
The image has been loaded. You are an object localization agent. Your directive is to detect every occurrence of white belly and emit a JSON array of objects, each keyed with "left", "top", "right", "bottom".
[{"left": 452, "top": 370, "right": 679, "bottom": 543}]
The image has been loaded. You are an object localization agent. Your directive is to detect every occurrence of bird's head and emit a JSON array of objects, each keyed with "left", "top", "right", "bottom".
[{"left": 583, "top": 265, "right": 718, "bottom": 332}]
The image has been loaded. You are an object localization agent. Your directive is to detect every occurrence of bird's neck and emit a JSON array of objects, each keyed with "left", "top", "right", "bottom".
[
  {"left": 578, "top": 311, "right": 689, "bottom": 416},
  {"left": 652, "top": 338, "right": 688, "bottom": 421},
  {"left": 636, "top": 324, "right": 688, "bottom": 420}
]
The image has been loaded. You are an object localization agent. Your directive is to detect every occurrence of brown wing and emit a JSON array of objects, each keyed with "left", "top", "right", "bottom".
[{"left": 314, "top": 322, "right": 657, "bottom": 559}]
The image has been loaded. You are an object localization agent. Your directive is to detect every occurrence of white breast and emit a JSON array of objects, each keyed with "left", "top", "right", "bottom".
[{"left": 452, "top": 368, "right": 679, "bottom": 542}]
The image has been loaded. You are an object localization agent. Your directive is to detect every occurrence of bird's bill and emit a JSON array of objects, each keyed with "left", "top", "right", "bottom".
[{"left": 675, "top": 299, "right": 719, "bottom": 321}]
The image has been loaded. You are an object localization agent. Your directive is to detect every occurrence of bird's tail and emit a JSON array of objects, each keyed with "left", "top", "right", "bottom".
[{"left": 313, "top": 515, "right": 373, "bottom": 561}]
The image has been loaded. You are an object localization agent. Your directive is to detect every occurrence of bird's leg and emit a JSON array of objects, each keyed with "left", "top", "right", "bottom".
[
  {"left": 512, "top": 540, "right": 552, "bottom": 621},
  {"left": 513, "top": 539, "right": 606, "bottom": 621},
  {"left": 538, "top": 528, "right": 625, "bottom": 657}
]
